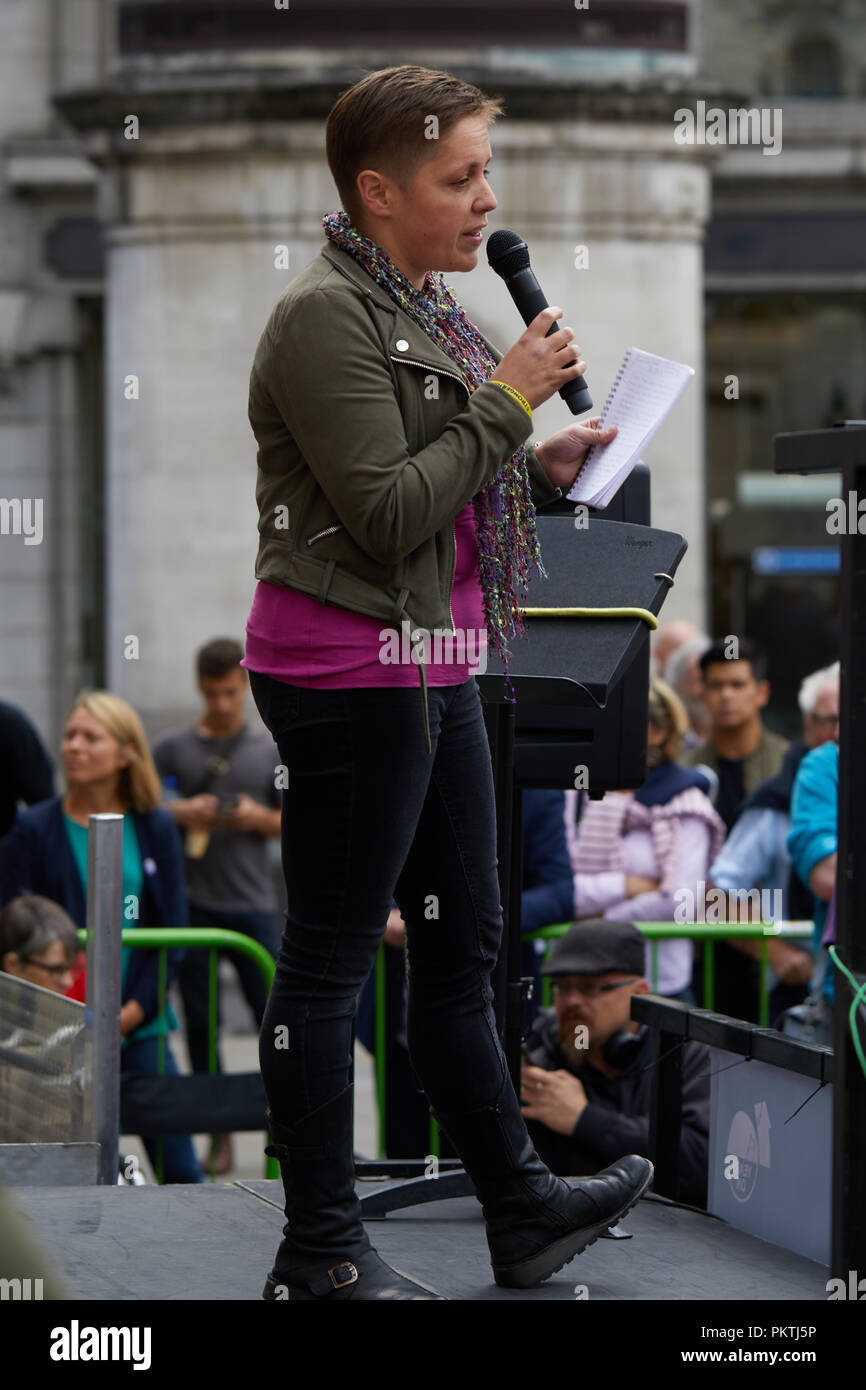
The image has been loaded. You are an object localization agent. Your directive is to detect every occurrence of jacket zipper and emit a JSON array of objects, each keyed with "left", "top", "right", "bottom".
[
  {"left": 390, "top": 354, "right": 468, "bottom": 635},
  {"left": 306, "top": 524, "right": 344, "bottom": 546},
  {"left": 389, "top": 353, "right": 470, "bottom": 395}
]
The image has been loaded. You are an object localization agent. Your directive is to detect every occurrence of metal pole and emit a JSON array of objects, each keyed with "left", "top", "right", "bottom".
[
  {"left": 85, "top": 812, "right": 123, "bottom": 1185},
  {"left": 772, "top": 424, "right": 866, "bottom": 1279},
  {"left": 832, "top": 450, "right": 866, "bottom": 1280}
]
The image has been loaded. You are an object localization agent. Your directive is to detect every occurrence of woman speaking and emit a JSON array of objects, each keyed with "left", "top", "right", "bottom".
[{"left": 243, "top": 64, "right": 651, "bottom": 1300}]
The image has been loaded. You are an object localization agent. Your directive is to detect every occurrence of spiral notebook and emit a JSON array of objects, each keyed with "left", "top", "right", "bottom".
[{"left": 566, "top": 347, "right": 695, "bottom": 509}]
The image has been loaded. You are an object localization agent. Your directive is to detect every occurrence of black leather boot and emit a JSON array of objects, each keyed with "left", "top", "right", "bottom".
[
  {"left": 432, "top": 1071, "right": 653, "bottom": 1289},
  {"left": 263, "top": 1084, "right": 445, "bottom": 1300}
]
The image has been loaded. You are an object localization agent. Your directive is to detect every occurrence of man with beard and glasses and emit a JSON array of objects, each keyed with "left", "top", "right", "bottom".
[{"left": 520, "top": 920, "right": 711, "bottom": 1208}]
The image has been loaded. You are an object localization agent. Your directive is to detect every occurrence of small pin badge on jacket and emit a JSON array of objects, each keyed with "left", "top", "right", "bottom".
[{"left": 142, "top": 857, "right": 157, "bottom": 876}]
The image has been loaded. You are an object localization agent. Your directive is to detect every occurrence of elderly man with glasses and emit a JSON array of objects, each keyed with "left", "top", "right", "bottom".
[{"left": 520, "top": 920, "right": 711, "bottom": 1208}]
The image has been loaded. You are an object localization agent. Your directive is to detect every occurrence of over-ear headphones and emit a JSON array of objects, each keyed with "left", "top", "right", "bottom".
[{"left": 602, "top": 1025, "right": 648, "bottom": 1071}]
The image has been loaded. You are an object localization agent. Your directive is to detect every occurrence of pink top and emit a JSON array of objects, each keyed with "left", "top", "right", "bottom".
[{"left": 241, "top": 502, "right": 487, "bottom": 687}]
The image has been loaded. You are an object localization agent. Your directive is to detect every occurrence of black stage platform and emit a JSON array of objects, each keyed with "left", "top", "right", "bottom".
[{"left": 10, "top": 1178, "right": 829, "bottom": 1301}]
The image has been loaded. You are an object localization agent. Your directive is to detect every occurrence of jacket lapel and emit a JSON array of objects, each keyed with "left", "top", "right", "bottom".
[
  {"left": 319, "top": 242, "right": 479, "bottom": 383},
  {"left": 130, "top": 812, "right": 165, "bottom": 929},
  {"left": 47, "top": 800, "right": 87, "bottom": 927}
]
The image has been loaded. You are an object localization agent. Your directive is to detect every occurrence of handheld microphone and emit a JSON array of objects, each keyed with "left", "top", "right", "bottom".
[{"left": 487, "top": 229, "right": 592, "bottom": 416}]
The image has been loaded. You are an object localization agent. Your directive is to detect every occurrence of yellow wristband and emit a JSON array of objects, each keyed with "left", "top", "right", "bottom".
[{"left": 489, "top": 380, "right": 532, "bottom": 420}]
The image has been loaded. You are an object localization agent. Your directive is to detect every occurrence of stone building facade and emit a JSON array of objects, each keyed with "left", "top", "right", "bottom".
[{"left": 5, "top": 0, "right": 858, "bottom": 750}]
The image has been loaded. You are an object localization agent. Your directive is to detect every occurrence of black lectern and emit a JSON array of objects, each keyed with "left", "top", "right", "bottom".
[
  {"left": 358, "top": 498, "right": 686, "bottom": 1216},
  {"left": 478, "top": 513, "right": 687, "bottom": 1092},
  {"left": 773, "top": 421, "right": 866, "bottom": 1282}
]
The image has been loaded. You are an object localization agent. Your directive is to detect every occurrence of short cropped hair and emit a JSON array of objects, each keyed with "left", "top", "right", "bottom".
[
  {"left": 0, "top": 894, "right": 80, "bottom": 966},
  {"left": 325, "top": 64, "right": 504, "bottom": 227},
  {"left": 196, "top": 639, "right": 244, "bottom": 681},
  {"left": 798, "top": 660, "right": 839, "bottom": 715},
  {"left": 663, "top": 634, "right": 711, "bottom": 693},
  {"left": 699, "top": 638, "right": 768, "bottom": 684}
]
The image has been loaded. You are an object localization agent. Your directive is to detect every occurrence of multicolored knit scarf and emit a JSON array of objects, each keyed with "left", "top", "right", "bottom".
[{"left": 322, "top": 209, "right": 547, "bottom": 696}]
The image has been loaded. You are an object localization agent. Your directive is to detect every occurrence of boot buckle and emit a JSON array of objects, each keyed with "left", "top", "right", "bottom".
[{"left": 328, "top": 1262, "right": 358, "bottom": 1290}]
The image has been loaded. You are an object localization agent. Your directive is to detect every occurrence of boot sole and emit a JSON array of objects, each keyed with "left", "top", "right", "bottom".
[
  {"left": 262, "top": 1271, "right": 448, "bottom": 1300},
  {"left": 491, "top": 1161, "right": 654, "bottom": 1290}
]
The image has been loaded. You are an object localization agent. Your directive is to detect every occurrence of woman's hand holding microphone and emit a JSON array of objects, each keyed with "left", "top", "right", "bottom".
[{"left": 490, "top": 306, "right": 618, "bottom": 492}]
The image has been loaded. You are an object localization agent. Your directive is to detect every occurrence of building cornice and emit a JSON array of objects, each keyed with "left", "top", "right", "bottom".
[{"left": 53, "top": 59, "right": 750, "bottom": 142}]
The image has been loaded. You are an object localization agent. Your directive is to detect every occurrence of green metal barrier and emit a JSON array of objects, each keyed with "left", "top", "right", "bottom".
[
  {"left": 372, "top": 943, "right": 443, "bottom": 1161},
  {"left": 77, "top": 927, "right": 277, "bottom": 1183},
  {"left": 372, "top": 920, "right": 814, "bottom": 1160}
]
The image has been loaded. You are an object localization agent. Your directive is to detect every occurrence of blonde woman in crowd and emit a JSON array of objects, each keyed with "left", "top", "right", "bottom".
[{"left": 0, "top": 690, "right": 202, "bottom": 1183}]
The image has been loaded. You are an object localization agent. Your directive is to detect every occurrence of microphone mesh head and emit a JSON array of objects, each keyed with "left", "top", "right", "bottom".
[{"left": 486, "top": 229, "right": 530, "bottom": 278}]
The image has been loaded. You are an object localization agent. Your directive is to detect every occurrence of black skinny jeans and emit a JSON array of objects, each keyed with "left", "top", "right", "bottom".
[{"left": 248, "top": 671, "right": 509, "bottom": 1132}]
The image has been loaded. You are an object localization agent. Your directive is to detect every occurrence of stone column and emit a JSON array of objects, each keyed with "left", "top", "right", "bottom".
[
  {"left": 0, "top": 0, "right": 113, "bottom": 749},
  {"left": 456, "top": 103, "right": 716, "bottom": 630}
]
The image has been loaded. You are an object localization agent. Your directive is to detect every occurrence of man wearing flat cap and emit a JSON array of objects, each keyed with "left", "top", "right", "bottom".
[{"left": 520, "top": 920, "right": 711, "bottom": 1208}]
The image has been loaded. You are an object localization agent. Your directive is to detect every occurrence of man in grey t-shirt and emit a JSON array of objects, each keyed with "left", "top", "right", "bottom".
[{"left": 153, "top": 639, "right": 282, "bottom": 1173}]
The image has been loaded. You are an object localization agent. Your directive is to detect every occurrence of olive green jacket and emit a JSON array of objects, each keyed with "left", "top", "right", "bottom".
[
  {"left": 247, "top": 240, "right": 563, "bottom": 753},
  {"left": 681, "top": 726, "right": 790, "bottom": 800}
]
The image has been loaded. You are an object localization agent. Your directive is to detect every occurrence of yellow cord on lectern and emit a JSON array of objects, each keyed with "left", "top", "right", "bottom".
[{"left": 518, "top": 606, "right": 659, "bottom": 630}]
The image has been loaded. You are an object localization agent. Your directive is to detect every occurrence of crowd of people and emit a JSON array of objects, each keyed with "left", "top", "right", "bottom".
[
  {"left": 0, "top": 640, "right": 281, "bottom": 1182},
  {"left": 0, "top": 626, "right": 840, "bottom": 1204},
  {"left": 355, "top": 627, "right": 840, "bottom": 1202}
]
